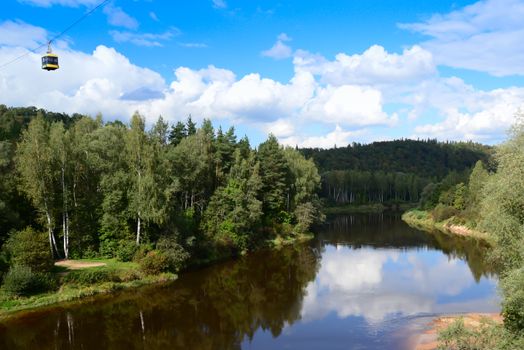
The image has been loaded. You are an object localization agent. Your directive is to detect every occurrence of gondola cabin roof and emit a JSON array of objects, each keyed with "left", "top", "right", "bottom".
[{"left": 42, "top": 53, "right": 59, "bottom": 71}]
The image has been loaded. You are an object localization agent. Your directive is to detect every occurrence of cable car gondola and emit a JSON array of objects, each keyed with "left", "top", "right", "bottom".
[{"left": 42, "top": 42, "right": 59, "bottom": 71}]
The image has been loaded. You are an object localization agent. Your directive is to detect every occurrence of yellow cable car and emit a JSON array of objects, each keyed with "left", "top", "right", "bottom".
[{"left": 42, "top": 42, "right": 59, "bottom": 71}]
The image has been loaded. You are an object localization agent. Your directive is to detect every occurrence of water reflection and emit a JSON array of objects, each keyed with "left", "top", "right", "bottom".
[{"left": 0, "top": 214, "right": 499, "bottom": 350}]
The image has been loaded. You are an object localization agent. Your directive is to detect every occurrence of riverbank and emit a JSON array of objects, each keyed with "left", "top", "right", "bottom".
[
  {"left": 402, "top": 209, "right": 491, "bottom": 242},
  {"left": 0, "top": 259, "right": 176, "bottom": 318},
  {"left": 0, "top": 231, "right": 315, "bottom": 319},
  {"left": 324, "top": 202, "right": 416, "bottom": 215},
  {"left": 411, "top": 313, "right": 503, "bottom": 350}
]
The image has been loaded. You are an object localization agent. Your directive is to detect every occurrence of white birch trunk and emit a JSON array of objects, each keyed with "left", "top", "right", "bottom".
[{"left": 136, "top": 214, "right": 141, "bottom": 245}]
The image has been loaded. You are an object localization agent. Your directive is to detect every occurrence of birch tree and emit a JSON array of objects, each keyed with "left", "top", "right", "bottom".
[{"left": 16, "top": 115, "right": 60, "bottom": 257}]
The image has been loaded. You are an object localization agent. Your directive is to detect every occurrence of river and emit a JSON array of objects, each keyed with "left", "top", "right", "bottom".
[{"left": 0, "top": 213, "right": 499, "bottom": 349}]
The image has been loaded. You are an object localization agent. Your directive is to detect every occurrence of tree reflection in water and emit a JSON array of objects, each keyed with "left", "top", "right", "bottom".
[
  {"left": 0, "top": 213, "right": 498, "bottom": 350},
  {"left": 0, "top": 245, "right": 320, "bottom": 350}
]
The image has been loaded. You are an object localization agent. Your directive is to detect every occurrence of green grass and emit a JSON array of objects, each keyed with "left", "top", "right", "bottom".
[
  {"left": 402, "top": 209, "right": 491, "bottom": 242},
  {"left": 0, "top": 258, "right": 176, "bottom": 318}
]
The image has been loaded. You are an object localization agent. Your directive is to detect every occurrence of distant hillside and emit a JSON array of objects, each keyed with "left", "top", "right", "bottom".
[{"left": 300, "top": 139, "right": 492, "bottom": 179}]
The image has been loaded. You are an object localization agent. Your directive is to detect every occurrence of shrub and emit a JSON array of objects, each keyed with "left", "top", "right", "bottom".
[
  {"left": 156, "top": 236, "right": 189, "bottom": 272},
  {"left": 115, "top": 240, "right": 138, "bottom": 262},
  {"left": 99, "top": 240, "right": 119, "bottom": 258},
  {"left": 139, "top": 250, "right": 169, "bottom": 275},
  {"left": 62, "top": 269, "right": 118, "bottom": 285},
  {"left": 6, "top": 227, "right": 54, "bottom": 272},
  {"left": 2, "top": 265, "right": 57, "bottom": 297},
  {"left": 431, "top": 204, "right": 458, "bottom": 222},
  {"left": 501, "top": 267, "right": 524, "bottom": 334},
  {"left": 133, "top": 243, "right": 153, "bottom": 263}
]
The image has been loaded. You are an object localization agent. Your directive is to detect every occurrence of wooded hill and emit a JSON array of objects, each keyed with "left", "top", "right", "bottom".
[{"left": 301, "top": 139, "right": 492, "bottom": 206}]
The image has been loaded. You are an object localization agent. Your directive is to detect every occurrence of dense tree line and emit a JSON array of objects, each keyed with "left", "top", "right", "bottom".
[
  {"left": 322, "top": 170, "right": 428, "bottom": 205},
  {"left": 301, "top": 139, "right": 491, "bottom": 206},
  {"left": 0, "top": 105, "right": 323, "bottom": 269},
  {"left": 415, "top": 116, "right": 524, "bottom": 347}
]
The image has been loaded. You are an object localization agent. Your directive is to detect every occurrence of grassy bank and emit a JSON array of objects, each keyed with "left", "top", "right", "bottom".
[
  {"left": 324, "top": 202, "right": 417, "bottom": 215},
  {"left": 0, "top": 259, "right": 176, "bottom": 318},
  {"left": 402, "top": 209, "right": 491, "bottom": 242},
  {"left": 0, "top": 231, "right": 315, "bottom": 318}
]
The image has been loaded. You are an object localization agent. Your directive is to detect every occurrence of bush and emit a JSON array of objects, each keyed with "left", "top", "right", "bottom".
[
  {"left": 6, "top": 227, "right": 54, "bottom": 272},
  {"left": 156, "top": 236, "right": 189, "bottom": 272},
  {"left": 431, "top": 204, "right": 458, "bottom": 222},
  {"left": 115, "top": 240, "right": 138, "bottom": 262},
  {"left": 501, "top": 267, "right": 524, "bottom": 334},
  {"left": 2, "top": 265, "right": 57, "bottom": 297},
  {"left": 62, "top": 269, "right": 118, "bottom": 285},
  {"left": 138, "top": 250, "right": 169, "bottom": 275},
  {"left": 437, "top": 317, "right": 524, "bottom": 350},
  {"left": 133, "top": 243, "right": 153, "bottom": 263}
]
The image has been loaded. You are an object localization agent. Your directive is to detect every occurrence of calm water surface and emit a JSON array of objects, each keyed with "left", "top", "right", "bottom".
[{"left": 0, "top": 214, "right": 499, "bottom": 350}]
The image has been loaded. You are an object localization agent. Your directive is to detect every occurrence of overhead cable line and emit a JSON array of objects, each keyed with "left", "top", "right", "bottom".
[{"left": 0, "top": 0, "right": 111, "bottom": 71}]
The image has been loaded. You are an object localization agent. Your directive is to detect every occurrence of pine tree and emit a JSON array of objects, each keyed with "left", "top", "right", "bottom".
[
  {"left": 257, "top": 135, "right": 289, "bottom": 216},
  {"left": 168, "top": 121, "right": 187, "bottom": 147}
]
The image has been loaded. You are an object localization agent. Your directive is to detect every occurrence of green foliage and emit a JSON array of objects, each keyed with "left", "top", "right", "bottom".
[
  {"left": 138, "top": 250, "right": 169, "bottom": 275},
  {"left": 2, "top": 265, "right": 57, "bottom": 297},
  {"left": 115, "top": 240, "right": 138, "bottom": 262},
  {"left": 156, "top": 236, "right": 190, "bottom": 272},
  {"left": 6, "top": 227, "right": 54, "bottom": 272},
  {"left": 437, "top": 317, "right": 524, "bottom": 350},
  {"left": 258, "top": 135, "right": 289, "bottom": 214},
  {"left": 431, "top": 204, "right": 458, "bottom": 222},
  {"left": 62, "top": 269, "right": 118, "bottom": 285},
  {"left": 500, "top": 267, "right": 524, "bottom": 334},
  {"left": 301, "top": 139, "right": 491, "bottom": 178}
]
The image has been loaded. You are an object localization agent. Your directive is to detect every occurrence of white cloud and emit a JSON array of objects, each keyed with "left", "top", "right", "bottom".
[
  {"left": 0, "top": 20, "right": 48, "bottom": 48},
  {"left": 406, "top": 77, "right": 524, "bottom": 142},
  {"left": 299, "top": 246, "right": 495, "bottom": 324},
  {"left": 279, "top": 125, "right": 365, "bottom": 148},
  {"left": 262, "top": 33, "right": 293, "bottom": 60},
  {"left": 262, "top": 118, "right": 295, "bottom": 138},
  {"left": 103, "top": 4, "right": 139, "bottom": 30},
  {"left": 110, "top": 29, "right": 178, "bottom": 47},
  {"left": 212, "top": 0, "right": 227, "bottom": 9},
  {"left": 302, "top": 85, "right": 397, "bottom": 126},
  {"left": 1, "top": 19, "right": 522, "bottom": 146},
  {"left": 400, "top": 0, "right": 524, "bottom": 76},
  {"left": 294, "top": 45, "right": 436, "bottom": 85}
]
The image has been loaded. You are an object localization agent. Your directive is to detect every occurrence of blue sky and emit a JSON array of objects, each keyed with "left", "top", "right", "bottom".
[{"left": 1, "top": 0, "right": 524, "bottom": 146}]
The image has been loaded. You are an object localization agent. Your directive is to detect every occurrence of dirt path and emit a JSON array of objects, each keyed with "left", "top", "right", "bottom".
[
  {"left": 55, "top": 260, "right": 107, "bottom": 270},
  {"left": 412, "top": 313, "right": 503, "bottom": 350}
]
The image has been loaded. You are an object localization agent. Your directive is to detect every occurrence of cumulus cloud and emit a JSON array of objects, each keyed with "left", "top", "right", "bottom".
[
  {"left": 0, "top": 20, "right": 48, "bottom": 48},
  {"left": 399, "top": 0, "right": 524, "bottom": 76},
  {"left": 279, "top": 125, "right": 366, "bottom": 148},
  {"left": 1, "top": 18, "right": 522, "bottom": 146},
  {"left": 406, "top": 77, "right": 524, "bottom": 142},
  {"left": 294, "top": 45, "right": 436, "bottom": 85},
  {"left": 300, "top": 246, "right": 494, "bottom": 324},
  {"left": 262, "top": 33, "right": 293, "bottom": 60}
]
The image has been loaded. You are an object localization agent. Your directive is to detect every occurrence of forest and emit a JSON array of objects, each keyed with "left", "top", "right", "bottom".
[
  {"left": 0, "top": 105, "right": 323, "bottom": 297},
  {"left": 301, "top": 139, "right": 491, "bottom": 206},
  {"left": 403, "top": 116, "right": 524, "bottom": 348}
]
